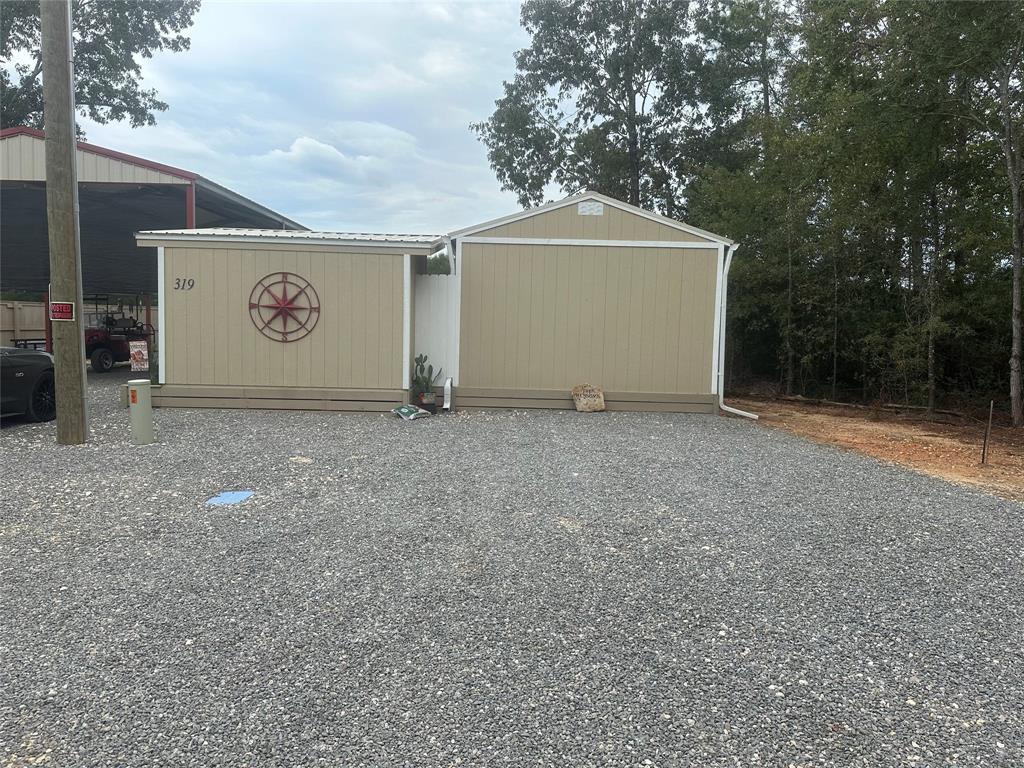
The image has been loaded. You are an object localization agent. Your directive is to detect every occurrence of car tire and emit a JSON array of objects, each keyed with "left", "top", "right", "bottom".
[
  {"left": 26, "top": 370, "right": 56, "bottom": 422},
  {"left": 90, "top": 347, "right": 114, "bottom": 373}
]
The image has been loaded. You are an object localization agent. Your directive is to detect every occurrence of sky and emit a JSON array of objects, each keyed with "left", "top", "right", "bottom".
[{"left": 79, "top": 0, "right": 529, "bottom": 234}]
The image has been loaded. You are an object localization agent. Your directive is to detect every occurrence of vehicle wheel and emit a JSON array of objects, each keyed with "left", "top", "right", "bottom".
[
  {"left": 26, "top": 371, "right": 56, "bottom": 422},
  {"left": 90, "top": 347, "right": 114, "bottom": 373}
]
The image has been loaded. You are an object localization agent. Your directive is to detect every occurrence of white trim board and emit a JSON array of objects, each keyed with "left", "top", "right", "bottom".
[
  {"left": 136, "top": 232, "right": 437, "bottom": 251},
  {"left": 402, "top": 254, "right": 412, "bottom": 389},
  {"left": 157, "top": 246, "right": 166, "bottom": 385},
  {"left": 452, "top": 238, "right": 463, "bottom": 386},
  {"left": 460, "top": 237, "right": 720, "bottom": 250},
  {"left": 449, "top": 190, "right": 733, "bottom": 246}
]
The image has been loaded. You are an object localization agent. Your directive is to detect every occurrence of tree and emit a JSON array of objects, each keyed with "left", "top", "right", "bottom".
[
  {"left": 472, "top": 0, "right": 690, "bottom": 209},
  {"left": 876, "top": 1, "right": 1024, "bottom": 424},
  {"left": 1, "top": 0, "right": 200, "bottom": 132},
  {"left": 475, "top": 0, "right": 1022, "bottom": 424},
  {"left": 679, "top": 1, "right": 803, "bottom": 391}
]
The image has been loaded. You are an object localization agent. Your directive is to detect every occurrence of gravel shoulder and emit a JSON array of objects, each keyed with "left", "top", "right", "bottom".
[{"left": 1, "top": 371, "right": 1022, "bottom": 767}]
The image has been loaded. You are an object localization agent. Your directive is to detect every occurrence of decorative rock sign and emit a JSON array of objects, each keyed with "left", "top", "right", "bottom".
[
  {"left": 571, "top": 383, "right": 606, "bottom": 412},
  {"left": 49, "top": 300, "right": 75, "bottom": 321}
]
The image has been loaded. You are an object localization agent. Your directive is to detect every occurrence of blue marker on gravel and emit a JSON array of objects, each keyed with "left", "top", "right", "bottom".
[{"left": 205, "top": 490, "right": 254, "bottom": 506}]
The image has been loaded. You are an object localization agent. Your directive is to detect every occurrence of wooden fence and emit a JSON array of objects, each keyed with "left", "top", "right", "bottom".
[{"left": 0, "top": 301, "right": 47, "bottom": 345}]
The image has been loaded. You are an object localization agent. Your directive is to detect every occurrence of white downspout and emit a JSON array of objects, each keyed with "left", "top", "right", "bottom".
[{"left": 719, "top": 244, "right": 758, "bottom": 420}]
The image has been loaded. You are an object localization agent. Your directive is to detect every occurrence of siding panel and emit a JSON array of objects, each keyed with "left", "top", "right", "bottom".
[
  {"left": 459, "top": 243, "right": 718, "bottom": 395},
  {"left": 163, "top": 245, "right": 403, "bottom": 389},
  {"left": 1, "top": 133, "right": 191, "bottom": 185}
]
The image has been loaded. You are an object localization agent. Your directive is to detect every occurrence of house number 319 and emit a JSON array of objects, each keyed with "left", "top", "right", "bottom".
[{"left": 174, "top": 278, "right": 195, "bottom": 290}]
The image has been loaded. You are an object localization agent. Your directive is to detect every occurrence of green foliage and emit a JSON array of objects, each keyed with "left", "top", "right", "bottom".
[
  {"left": 477, "top": 0, "right": 1023, "bottom": 416},
  {"left": 0, "top": 0, "right": 201, "bottom": 132},
  {"left": 471, "top": 0, "right": 690, "bottom": 208},
  {"left": 411, "top": 354, "right": 443, "bottom": 399},
  {"left": 425, "top": 254, "right": 451, "bottom": 275}
]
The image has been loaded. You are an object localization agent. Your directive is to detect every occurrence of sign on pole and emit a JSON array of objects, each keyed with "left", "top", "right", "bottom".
[{"left": 49, "top": 301, "right": 75, "bottom": 321}]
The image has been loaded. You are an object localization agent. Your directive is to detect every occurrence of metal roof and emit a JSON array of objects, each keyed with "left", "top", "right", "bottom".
[
  {"left": 136, "top": 228, "right": 442, "bottom": 248},
  {"left": 2, "top": 126, "right": 307, "bottom": 231}
]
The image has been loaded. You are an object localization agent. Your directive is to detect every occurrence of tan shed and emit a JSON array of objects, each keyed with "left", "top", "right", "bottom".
[
  {"left": 443, "top": 191, "right": 738, "bottom": 413},
  {"left": 137, "top": 191, "right": 746, "bottom": 417},
  {"left": 135, "top": 229, "right": 437, "bottom": 411}
]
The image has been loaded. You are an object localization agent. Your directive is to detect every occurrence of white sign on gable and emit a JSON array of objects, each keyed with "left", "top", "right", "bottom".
[{"left": 577, "top": 200, "right": 605, "bottom": 216}]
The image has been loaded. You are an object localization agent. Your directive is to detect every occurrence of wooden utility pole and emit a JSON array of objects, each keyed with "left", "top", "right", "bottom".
[{"left": 41, "top": 0, "right": 88, "bottom": 443}]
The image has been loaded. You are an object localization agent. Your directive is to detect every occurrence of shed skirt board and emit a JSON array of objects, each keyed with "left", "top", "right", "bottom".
[
  {"left": 452, "top": 387, "right": 716, "bottom": 413},
  {"left": 151, "top": 385, "right": 405, "bottom": 412}
]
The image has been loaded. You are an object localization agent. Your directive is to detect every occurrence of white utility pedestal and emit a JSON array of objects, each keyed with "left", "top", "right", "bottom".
[{"left": 127, "top": 379, "right": 154, "bottom": 445}]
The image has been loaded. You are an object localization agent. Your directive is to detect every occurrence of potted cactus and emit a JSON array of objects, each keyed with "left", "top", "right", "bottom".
[{"left": 410, "top": 353, "right": 443, "bottom": 413}]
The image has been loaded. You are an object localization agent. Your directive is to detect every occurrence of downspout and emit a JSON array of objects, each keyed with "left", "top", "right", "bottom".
[
  {"left": 443, "top": 236, "right": 454, "bottom": 274},
  {"left": 719, "top": 244, "right": 758, "bottom": 420}
]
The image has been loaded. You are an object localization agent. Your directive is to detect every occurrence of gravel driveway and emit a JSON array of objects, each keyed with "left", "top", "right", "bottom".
[{"left": 2, "top": 370, "right": 1021, "bottom": 767}]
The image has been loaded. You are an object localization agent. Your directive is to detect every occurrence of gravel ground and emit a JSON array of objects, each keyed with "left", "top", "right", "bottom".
[{"left": 1, "top": 369, "right": 1022, "bottom": 767}]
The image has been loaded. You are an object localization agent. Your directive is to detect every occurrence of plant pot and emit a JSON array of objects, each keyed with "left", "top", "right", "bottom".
[{"left": 419, "top": 392, "right": 437, "bottom": 414}]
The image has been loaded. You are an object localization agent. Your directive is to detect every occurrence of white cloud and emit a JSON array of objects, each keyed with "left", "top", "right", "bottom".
[
  {"left": 260, "top": 137, "right": 378, "bottom": 180},
  {"left": 419, "top": 47, "right": 467, "bottom": 79},
  {"left": 422, "top": 3, "right": 453, "bottom": 23},
  {"left": 78, "top": 0, "right": 530, "bottom": 232},
  {"left": 325, "top": 121, "right": 418, "bottom": 156},
  {"left": 337, "top": 62, "right": 426, "bottom": 95}
]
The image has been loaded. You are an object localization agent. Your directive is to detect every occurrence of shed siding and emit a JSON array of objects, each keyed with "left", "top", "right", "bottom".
[
  {"left": 459, "top": 243, "right": 718, "bottom": 394},
  {"left": 471, "top": 202, "right": 716, "bottom": 243},
  {"left": 1, "top": 133, "right": 188, "bottom": 184},
  {"left": 162, "top": 246, "right": 403, "bottom": 389}
]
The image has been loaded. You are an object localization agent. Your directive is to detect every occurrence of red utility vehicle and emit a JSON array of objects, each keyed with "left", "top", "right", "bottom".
[
  {"left": 11, "top": 295, "right": 154, "bottom": 372},
  {"left": 82, "top": 295, "right": 154, "bottom": 373}
]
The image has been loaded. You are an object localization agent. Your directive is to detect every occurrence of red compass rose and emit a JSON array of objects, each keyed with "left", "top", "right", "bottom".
[{"left": 248, "top": 272, "right": 320, "bottom": 342}]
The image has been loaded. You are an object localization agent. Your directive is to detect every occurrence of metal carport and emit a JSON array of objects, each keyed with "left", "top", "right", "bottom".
[{"left": 0, "top": 126, "right": 305, "bottom": 295}]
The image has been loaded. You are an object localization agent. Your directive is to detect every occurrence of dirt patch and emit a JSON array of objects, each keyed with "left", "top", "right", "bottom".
[{"left": 733, "top": 397, "right": 1024, "bottom": 503}]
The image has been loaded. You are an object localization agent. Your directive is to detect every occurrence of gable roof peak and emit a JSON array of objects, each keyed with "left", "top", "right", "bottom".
[{"left": 449, "top": 190, "right": 733, "bottom": 245}]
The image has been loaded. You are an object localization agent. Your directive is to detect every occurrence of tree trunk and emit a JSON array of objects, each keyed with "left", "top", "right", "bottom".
[
  {"left": 759, "top": 32, "right": 771, "bottom": 119},
  {"left": 926, "top": 308, "right": 936, "bottom": 413},
  {"left": 1008, "top": 157, "right": 1023, "bottom": 427},
  {"left": 926, "top": 191, "right": 940, "bottom": 415},
  {"left": 832, "top": 249, "right": 839, "bottom": 401},
  {"left": 910, "top": 233, "right": 923, "bottom": 294},
  {"left": 998, "top": 66, "right": 1023, "bottom": 427},
  {"left": 785, "top": 197, "right": 795, "bottom": 395},
  {"left": 625, "top": 101, "right": 641, "bottom": 206}
]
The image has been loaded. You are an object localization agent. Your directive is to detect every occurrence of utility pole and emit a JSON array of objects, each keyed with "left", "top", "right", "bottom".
[{"left": 40, "top": 0, "right": 88, "bottom": 443}]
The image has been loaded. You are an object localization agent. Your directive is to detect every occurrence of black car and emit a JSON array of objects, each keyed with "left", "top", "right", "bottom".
[{"left": 0, "top": 347, "right": 56, "bottom": 422}]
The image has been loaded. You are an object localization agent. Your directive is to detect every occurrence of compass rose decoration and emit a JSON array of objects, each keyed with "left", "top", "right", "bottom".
[{"left": 248, "top": 272, "right": 321, "bottom": 342}]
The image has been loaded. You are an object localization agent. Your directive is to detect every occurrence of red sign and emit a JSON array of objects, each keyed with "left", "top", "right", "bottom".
[{"left": 49, "top": 301, "right": 75, "bottom": 321}]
